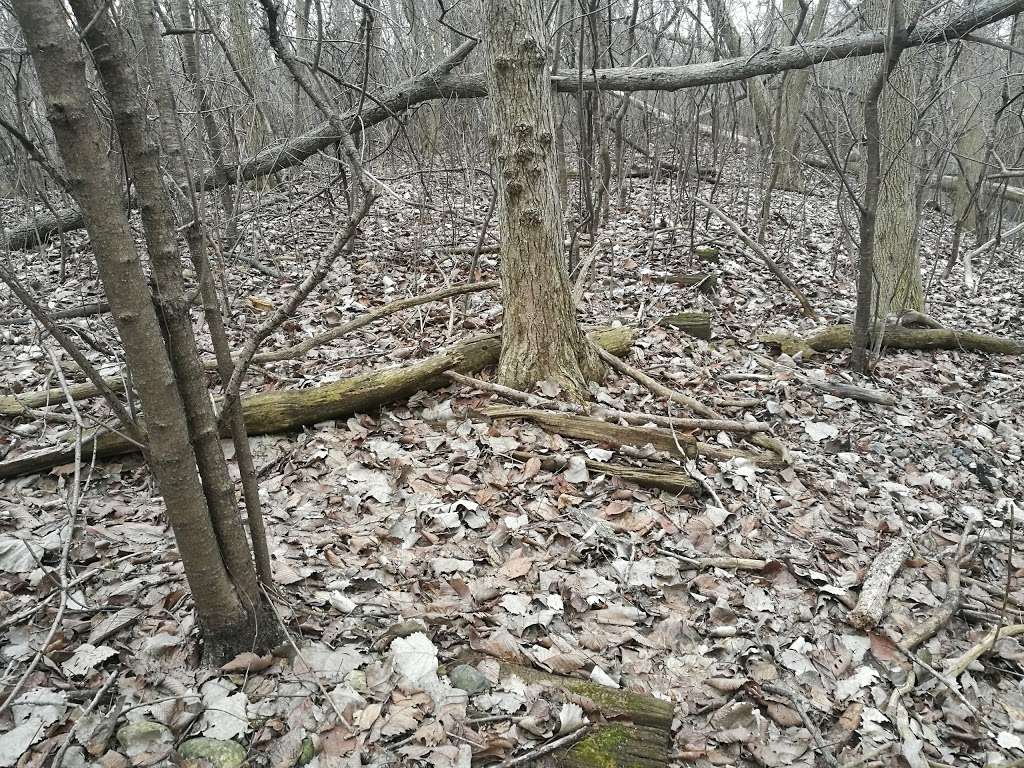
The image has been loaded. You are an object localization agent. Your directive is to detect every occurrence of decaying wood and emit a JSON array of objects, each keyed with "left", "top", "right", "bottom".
[
  {"left": 0, "top": 328, "right": 634, "bottom": 479},
  {"left": 754, "top": 354, "right": 897, "bottom": 406},
  {"left": 1, "top": 281, "right": 500, "bottom": 414},
  {"left": 659, "top": 311, "right": 712, "bottom": 340},
  {"left": 760, "top": 324, "right": 1024, "bottom": 356},
  {"left": 590, "top": 343, "right": 792, "bottom": 464},
  {"left": 484, "top": 406, "right": 780, "bottom": 466},
  {"left": 945, "top": 624, "right": 1024, "bottom": 679},
  {"left": 457, "top": 652, "right": 673, "bottom": 767},
  {"left": 511, "top": 451, "right": 698, "bottom": 494},
  {"left": 846, "top": 538, "right": 911, "bottom": 629},
  {"left": 446, "top": 370, "right": 769, "bottom": 433}
]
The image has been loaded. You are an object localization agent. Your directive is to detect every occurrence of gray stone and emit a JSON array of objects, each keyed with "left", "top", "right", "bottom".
[
  {"left": 448, "top": 664, "right": 491, "bottom": 695},
  {"left": 115, "top": 721, "right": 173, "bottom": 758}
]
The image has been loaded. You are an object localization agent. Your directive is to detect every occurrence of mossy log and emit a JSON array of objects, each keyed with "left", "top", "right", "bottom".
[
  {"left": 658, "top": 311, "right": 712, "bottom": 340},
  {"left": 490, "top": 406, "right": 780, "bottom": 467},
  {"left": 511, "top": 450, "right": 699, "bottom": 494},
  {"left": 760, "top": 324, "right": 1024, "bottom": 357},
  {"left": 693, "top": 245, "right": 721, "bottom": 263},
  {"left": 457, "top": 653, "right": 672, "bottom": 767},
  {"left": 0, "top": 328, "right": 633, "bottom": 479},
  {"left": 655, "top": 272, "right": 717, "bottom": 296}
]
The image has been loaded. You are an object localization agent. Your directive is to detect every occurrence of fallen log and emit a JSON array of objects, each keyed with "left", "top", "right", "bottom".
[
  {"left": 753, "top": 354, "right": 897, "bottom": 406},
  {"left": 0, "top": 328, "right": 634, "bottom": 479},
  {"left": 511, "top": 450, "right": 698, "bottom": 494},
  {"left": 759, "top": 324, "right": 1024, "bottom": 356},
  {"left": 486, "top": 405, "right": 781, "bottom": 466},
  {"left": 846, "top": 538, "right": 911, "bottom": 630},
  {"left": 659, "top": 311, "right": 712, "bottom": 340},
  {"left": 0, "top": 280, "right": 499, "bottom": 414},
  {"left": 456, "top": 653, "right": 673, "bottom": 767}
]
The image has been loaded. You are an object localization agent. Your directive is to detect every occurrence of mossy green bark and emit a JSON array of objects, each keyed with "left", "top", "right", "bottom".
[
  {"left": 561, "top": 725, "right": 671, "bottom": 768},
  {"left": 760, "top": 324, "right": 1024, "bottom": 357},
  {"left": 0, "top": 328, "right": 634, "bottom": 478},
  {"left": 658, "top": 311, "right": 712, "bottom": 340}
]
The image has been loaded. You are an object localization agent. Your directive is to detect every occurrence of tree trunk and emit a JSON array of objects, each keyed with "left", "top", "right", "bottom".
[
  {"left": 11, "top": 0, "right": 275, "bottom": 664},
  {"left": 772, "top": 0, "right": 830, "bottom": 191},
  {"left": 952, "top": 82, "right": 987, "bottom": 237},
  {"left": 483, "top": 0, "right": 603, "bottom": 400},
  {"left": 864, "top": 0, "right": 924, "bottom": 325}
]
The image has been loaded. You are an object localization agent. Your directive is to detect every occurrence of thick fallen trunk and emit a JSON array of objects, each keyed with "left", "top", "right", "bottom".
[
  {"left": 7, "top": 0, "right": 1022, "bottom": 251},
  {"left": 760, "top": 325, "right": 1024, "bottom": 356},
  {"left": 0, "top": 328, "right": 632, "bottom": 479}
]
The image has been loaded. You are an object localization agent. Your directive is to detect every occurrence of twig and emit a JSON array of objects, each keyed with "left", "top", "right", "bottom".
[
  {"left": 52, "top": 670, "right": 122, "bottom": 768},
  {"left": 762, "top": 683, "right": 839, "bottom": 768},
  {"left": 657, "top": 547, "right": 766, "bottom": 570},
  {"left": 493, "top": 726, "right": 589, "bottom": 767}
]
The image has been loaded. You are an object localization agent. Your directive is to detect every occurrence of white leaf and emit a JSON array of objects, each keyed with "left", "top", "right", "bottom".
[
  {"left": 391, "top": 632, "right": 440, "bottom": 689},
  {"left": 200, "top": 680, "right": 250, "bottom": 740},
  {"left": 564, "top": 457, "right": 590, "bottom": 483},
  {"left": 998, "top": 731, "right": 1024, "bottom": 750},
  {"left": 589, "top": 665, "right": 619, "bottom": 688},
  {"left": 329, "top": 591, "right": 357, "bottom": 613},
  {"left": 0, "top": 537, "right": 43, "bottom": 574},
  {"left": 804, "top": 422, "right": 839, "bottom": 442},
  {"left": 558, "top": 702, "right": 586, "bottom": 734}
]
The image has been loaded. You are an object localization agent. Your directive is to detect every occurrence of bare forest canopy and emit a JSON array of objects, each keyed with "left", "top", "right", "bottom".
[{"left": 4, "top": 0, "right": 1024, "bottom": 249}]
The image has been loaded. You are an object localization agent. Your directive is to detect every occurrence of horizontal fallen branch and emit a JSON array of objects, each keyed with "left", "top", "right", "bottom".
[
  {"left": 753, "top": 354, "right": 897, "bottom": 406},
  {"left": 760, "top": 325, "right": 1024, "bottom": 356},
  {"left": 510, "top": 450, "right": 698, "bottom": 494},
  {"left": 485, "top": 405, "right": 780, "bottom": 466},
  {"left": 445, "top": 370, "right": 769, "bottom": 433},
  {"left": 0, "top": 328, "right": 634, "bottom": 478}
]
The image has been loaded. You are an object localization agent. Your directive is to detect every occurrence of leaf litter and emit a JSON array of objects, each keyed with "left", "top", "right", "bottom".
[{"left": 0, "top": 166, "right": 1022, "bottom": 767}]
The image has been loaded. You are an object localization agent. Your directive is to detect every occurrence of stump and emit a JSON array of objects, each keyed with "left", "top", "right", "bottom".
[
  {"left": 694, "top": 245, "right": 721, "bottom": 264},
  {"left": 659, "top": 311, "right": 712, "bottom": 340}
]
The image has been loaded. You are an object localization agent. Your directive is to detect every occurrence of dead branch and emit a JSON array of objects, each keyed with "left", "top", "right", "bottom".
[{"left": 847, "top": 538, "right": 911, "bottom": 629}]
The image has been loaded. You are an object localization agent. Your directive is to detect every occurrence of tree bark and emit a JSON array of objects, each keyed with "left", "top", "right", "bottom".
[
  {"left": 483, "top": 0, "right": 603, "bottom": 399},
  {"left": 10, "top": 0, "right": 256, "bottom": 662}
]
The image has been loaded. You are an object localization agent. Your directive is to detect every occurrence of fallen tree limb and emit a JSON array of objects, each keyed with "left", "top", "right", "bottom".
[
  {"left": 657, "top": 548, "right": 767, "bottom": 570},
  {"left": 8, "top": 0, "right": 1023, "bottom": 251},
  {"left": 0, "top": 299, "right": 110, "bottom": 326},
  {"left": 590, "top": 342, "right": 792, "bottom": 464},
  {"left": 945, "top": 624, "right": 1024, "bottom": 679},
  {"left": 0, "top": 328, "right": 633, "bottom": 479},
  {"left": 446, "top": 370, "right": 769, "bottom": 433},
  {"left": 692, "top": 197, "right": 818, "bottom": 319},
  {"left": 484, "top": 405, "right": 779, "bottom": 466},
  {"left": 846, "top": 538, "right": 911, "bottom": 630},
  {"left": 753, "top": 354, "right": 897, "bottom": 406},
  {"left": 0, "top": 281, "right": 500, "bottom": 414},
  {"left": 659, "top": 311, "right": 712, "bottom": 340},
  {"left": 510, "top": 450, "right": 698, "bottom": 494},
  {"left": 760, "top": 324, "right": 1024, "bottom": 356}
]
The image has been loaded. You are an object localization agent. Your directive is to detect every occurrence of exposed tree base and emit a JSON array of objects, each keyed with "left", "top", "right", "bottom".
[
  {"left": 200, "top": 602, "right": 284, "bottom": 667},
  {"left": 659, "top": 311, "right": 712, "bottom": 340},
  {"left": 759, "top": 324, "right": 1024, "bottom": 357},
  {"left": 0, "top": 328, "right": 633, "bottom": 479},
  {"left": 456, "top": 653, "right": 672, "bottom": 767},
  {"left": 512, "top": 450, "right": 699, "bottom": 494}
]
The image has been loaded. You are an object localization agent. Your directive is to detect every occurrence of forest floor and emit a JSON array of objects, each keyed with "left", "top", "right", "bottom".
[{"left": 1, "top": 163, "right": 1023, "bottom": 768}]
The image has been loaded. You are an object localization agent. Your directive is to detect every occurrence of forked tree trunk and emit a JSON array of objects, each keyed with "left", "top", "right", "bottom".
[
  {"left": 483, "top": 0, "right": 604, "bottom": 400},
  {"left": 12, "top": 0, "right": 276, "bottom": 664}
]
